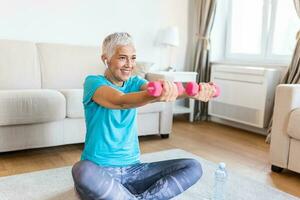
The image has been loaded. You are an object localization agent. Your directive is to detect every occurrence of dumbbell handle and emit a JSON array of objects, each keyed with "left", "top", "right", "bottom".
[
  {"left": 147, "top": 82, "right": 185, "bottom": 97},
  {"left": 186, "top": 82, "right": 220, "bottom": 97}
]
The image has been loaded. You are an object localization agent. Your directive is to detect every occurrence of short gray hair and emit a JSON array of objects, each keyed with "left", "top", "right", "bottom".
[{"left": 102, "top": 32, "right": 135, "bottom": 60}]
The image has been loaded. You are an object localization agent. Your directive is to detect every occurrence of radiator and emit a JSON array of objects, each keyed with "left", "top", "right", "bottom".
[{"left": 208, "top": 64, "right": 282, "bottom": 128}]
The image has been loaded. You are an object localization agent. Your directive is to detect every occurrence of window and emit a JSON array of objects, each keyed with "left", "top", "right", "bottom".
[
  {"left": 271, "top": 0, "right": 299, "bottom": 55},
  {"left": 226, "top": 0, "right": 300, "bottom": 63},
  {"left": 230, "top": 0, "right": 264, "bottom": 55}
]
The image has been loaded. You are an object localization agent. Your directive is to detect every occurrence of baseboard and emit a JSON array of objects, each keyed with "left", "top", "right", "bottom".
[{"left": 209, "top": 116, "right": 268, "bottom": 136}]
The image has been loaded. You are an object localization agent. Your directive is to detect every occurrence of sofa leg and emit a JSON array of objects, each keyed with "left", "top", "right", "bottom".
[
  {"left": 160, "top": 134, "right": 169, "bottom": 139},
  {"left": 271, "top": 165, "right": 283, "bottom": 173}
]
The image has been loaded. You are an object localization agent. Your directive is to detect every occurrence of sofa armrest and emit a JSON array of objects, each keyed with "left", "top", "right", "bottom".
[
  {"left": 145, "top": 72, "right": 175, "bottom": 82},
  {"left": 270, "top": 84, "right": 300, "bottom": 168}
]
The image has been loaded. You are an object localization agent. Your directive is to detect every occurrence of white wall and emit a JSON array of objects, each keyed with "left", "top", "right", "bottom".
[{"left": 0, "top": 0, "right": 189, "bottom": 71}]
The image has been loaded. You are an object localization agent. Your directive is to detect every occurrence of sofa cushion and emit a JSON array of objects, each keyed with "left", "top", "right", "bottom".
[
  {"left": 0, "top": 90, "right": 66, "bottom": 126},
  {"left": 0, "top": 40, "right": 41, "bottom": 89},
  {"left": 37, "top": 43, "right": 104, "bottom": 89},
  {"left": 137, "top": 102, "right": 165, "bottom": 114},
  {"left": 287, "top": 108, "right": 300, "bottom": 140},
  {"left": 60, "top": 89, "right": 84, "bottom": 118}
]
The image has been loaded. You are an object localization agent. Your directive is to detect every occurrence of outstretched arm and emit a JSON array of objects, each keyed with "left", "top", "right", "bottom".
[
  {"left": 92, "top": 86, "right": 155, "bottom": 109},
  {"left": 92, "top": 80, "right": 216, "bottom": 109},
  {"left": 92, "top": 80, "right": 178, "bottom": 109}
]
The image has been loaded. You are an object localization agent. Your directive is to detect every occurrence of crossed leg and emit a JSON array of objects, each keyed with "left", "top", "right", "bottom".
[
  {"left": 72, "top": 160, "right": 137, "bottom": 200},
  {"left": 72, "top": 158, "right": 202, "bottom": 200},
  {"left": 123, "top": 158, "right": 202, "bottom": 200}
]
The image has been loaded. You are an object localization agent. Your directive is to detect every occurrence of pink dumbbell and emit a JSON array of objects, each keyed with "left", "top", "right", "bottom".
[
  {"left": 147, "top": 81, "right": 220, "bottom": 97},
  {"left": 147, "top": 82, "right": 185, "bottom": 97},
  {"left": 185, "top": 82, "right": 220, "bottom": 97}
]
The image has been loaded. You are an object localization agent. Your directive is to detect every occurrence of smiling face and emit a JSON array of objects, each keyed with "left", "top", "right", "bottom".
[{"left": 103, "top": 45, "right": 136, "bottom": 86}]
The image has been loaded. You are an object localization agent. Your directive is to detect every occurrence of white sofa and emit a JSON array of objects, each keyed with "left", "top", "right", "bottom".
[
  {"left": 270, "top": 84, "right": 300, "bottom": 173},
  {"left": 0, "top": 39, "right": 173, "bottom": 152}
]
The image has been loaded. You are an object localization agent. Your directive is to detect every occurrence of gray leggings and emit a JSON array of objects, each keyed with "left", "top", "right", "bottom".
[{"left": 72, "top": 158, "right": 202, "bottom": 200}]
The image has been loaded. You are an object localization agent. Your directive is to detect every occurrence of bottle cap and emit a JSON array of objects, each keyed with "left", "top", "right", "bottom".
[{"left": 219, "top": 162, "right": 226, "bottom": 169}]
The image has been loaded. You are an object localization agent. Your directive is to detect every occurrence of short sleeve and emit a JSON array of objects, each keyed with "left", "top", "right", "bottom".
[
  {"left": 83, "top": 75, "right": 106, "bottom": 106},
  {"left": 129, "top": 75, "right": 148, "bottom": 92}
]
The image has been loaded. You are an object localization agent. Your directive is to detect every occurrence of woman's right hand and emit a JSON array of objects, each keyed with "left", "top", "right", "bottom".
[{"left": 156, "top": 80, "right": 179, "bottom": 102}]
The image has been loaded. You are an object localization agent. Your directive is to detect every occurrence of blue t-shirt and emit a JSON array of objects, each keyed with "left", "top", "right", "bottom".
[{"left": 81, "top": 75, "right": 148, "bottom": 167}]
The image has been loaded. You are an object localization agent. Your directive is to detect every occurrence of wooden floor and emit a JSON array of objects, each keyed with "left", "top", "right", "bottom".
[{"left": 0, "top": 116, "right": 300, "bottom": 197}]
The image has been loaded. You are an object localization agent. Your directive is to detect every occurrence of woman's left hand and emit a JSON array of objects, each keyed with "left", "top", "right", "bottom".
[
  {"left": 190, "top": 83, "right": 216, "bottom": 102},
  {"left": 157, "top": 80, "right": 179, "bottom": 102}
]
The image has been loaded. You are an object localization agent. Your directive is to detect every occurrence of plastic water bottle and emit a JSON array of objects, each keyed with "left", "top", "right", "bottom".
[{"left": 212, "top": 162, "right": 228, "bottom": 200}]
